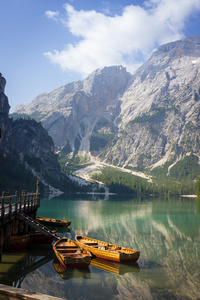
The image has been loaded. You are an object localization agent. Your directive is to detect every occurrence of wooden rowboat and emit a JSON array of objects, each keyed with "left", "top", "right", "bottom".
[
  {"left": 53, "top": 238, "right": 92, "bottom": 268},
  {"left": 3, "top": 234, "right": 30, "bottom": 249},
  {"left": 36, "top": 216, "right": 71, "bottom": 228},
  {"left": 75, "top": 235, "right": 140, "bottom": 263}
]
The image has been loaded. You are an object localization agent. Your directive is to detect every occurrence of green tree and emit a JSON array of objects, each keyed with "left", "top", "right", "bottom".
[{"left": 196, "top": 176, "right": 200, "bottom": 197}]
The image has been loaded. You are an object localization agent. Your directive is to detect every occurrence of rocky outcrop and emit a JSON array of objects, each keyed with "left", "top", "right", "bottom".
[
  {"left": 14, "top": 36, "right": 200, "bottom": 171},
  {"left": 0, "top": 74, "right": 64, "bottom": 191},
  {"left": 0, "top": 73, "right": 12, "bottom": 155},
  {"left": 104, "top": 36, "right": 200, "bottom": 168},
  {"left": 15, "top": 66, "right": 131, "bottom": 152}
]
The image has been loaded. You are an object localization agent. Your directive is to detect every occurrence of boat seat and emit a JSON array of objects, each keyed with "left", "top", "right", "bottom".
[
  {"left": 85, "top": 242, "right": 98, "bottom": 245},
  {"left": 57, "top": 248, "right": 78, "bottom": 253},
  {"left": 57, "top": 246, "right": 78, "bottom": 250},
  {"left": 57, "top": 245, "right": 78, "bottom": 248}
]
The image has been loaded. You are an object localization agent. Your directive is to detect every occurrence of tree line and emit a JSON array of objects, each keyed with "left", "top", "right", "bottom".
[{"left": 91, "top": 166, "right": 197, "bottom": 196}]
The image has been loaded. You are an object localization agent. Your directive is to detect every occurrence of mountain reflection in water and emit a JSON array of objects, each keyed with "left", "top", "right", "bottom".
[{"left": 0, "top": 196, "right": 199, "bottom": 300}]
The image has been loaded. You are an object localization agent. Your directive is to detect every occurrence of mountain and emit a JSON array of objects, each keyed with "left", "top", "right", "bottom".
[
  {"left": 14, "top": 36, "right": 200, "bottom": 179},
  {"left": 0, "top": 73, "right": 72, "bottom": 195}
]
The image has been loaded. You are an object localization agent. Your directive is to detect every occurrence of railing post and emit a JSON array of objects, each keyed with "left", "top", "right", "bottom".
[
  {"left": 9, "top": 197, "right": 12, "bottom": 221},
  {"left": 1, "top": 192, "right": 5, "bottom": 226},
  {"left": 23, "top": 191, "right": 26, "bottom": 212},
  {"left": 36, "top": 179, "right": 40, "bottom": 208},
  {"left": 31, "top": 192, "right": 33, "bottom": 210},
  {"left": 28, "top": 194, "right": 30, "bottom": 212},
  {"left": 36, "top": 179, "right": 40, "bottom": 194},
  {"left": 0, "top": 228, "right": 3, "bottom": 262},
  {"left": 19, "top": 194, "right": 22, "bottom": 212},
  {"left": 15, "top": 191, "right": 18, "bottom": 217}
]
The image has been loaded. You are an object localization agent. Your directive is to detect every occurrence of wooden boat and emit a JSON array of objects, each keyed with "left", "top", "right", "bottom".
[
  {"left": 75, "top": 235, "right": 140, "bottom": 263},
  {"left": 36, "top": 216, "right": 71, "bottom": 228},
  {"left": 3, "top": 234, "right": 30, "bottom": 249},
  {"left": 53, "top": 238, "right": 92, "bottom": 268},
  {"left": 29, "top": 230, "right": 57, "bottom": 245}
]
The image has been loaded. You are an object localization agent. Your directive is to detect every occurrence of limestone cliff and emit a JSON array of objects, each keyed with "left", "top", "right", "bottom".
[
  {"left": 14, "top": 36, "right": 200, "bottom": 173},
  {"left": 15, "top": 66, "right": 131, "bottom": 152},
  {"left": 0, "top": 74, "right": 64, "bottom": 192}
]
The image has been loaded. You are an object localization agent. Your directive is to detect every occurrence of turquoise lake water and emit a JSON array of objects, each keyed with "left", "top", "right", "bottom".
[{"left": 0, "top": 195, "right": 200, "bottom": 299}]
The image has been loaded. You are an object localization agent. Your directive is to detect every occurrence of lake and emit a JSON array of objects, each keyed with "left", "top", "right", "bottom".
[{"left": 0, "top": 195, "right": 200, "bottom": 300}]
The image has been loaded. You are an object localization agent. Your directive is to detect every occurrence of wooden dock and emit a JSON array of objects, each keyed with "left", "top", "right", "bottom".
[
  {"left": 0, "top": 181, "right": 63, "bottom": 299},
  {"left": 0, "top": 180, "right": 60, "bottom": 257},
  {"left": 0, "top": 283, "right": 65, "bottom": 300}
]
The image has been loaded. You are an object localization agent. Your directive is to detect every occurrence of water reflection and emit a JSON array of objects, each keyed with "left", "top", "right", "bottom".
[
  {"left": 90, "top": 258, "right": 140, "bottom": 275},
  {"left": 0, "top": 196, "right": 199, "bottom": 300},
  {"left": 53, "top": 258, "right": 91, "bottom": 280},
  {"left": 0, "top": 245, "right": 54, "bottom": 287}
]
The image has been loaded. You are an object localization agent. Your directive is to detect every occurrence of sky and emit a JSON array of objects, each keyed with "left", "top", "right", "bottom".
[{"left": 0, "top": 0, "right": 200, "bottom": 112}]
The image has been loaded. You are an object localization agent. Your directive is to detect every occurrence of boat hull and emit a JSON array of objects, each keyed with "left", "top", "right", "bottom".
[
  {"left": 36, "top": 216, "right": 71, "bottom": 228},
  {"left": 76, "top": 235, "right": 140, "bottom": 263},
  {"left": 53, "top": 238, "right": 92, "bottom": 268},
  {"left": 3, "top": 234, "right": 30, "bottom": 249}
]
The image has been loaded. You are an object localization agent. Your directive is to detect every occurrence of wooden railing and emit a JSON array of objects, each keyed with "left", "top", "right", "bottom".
[{"left": 0, "top": 190, "right": 40, "bottom": 226}]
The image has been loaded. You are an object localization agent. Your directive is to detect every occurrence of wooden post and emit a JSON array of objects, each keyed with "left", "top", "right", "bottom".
[
  {"left": 36, "top": 179, "right": 40, "bottom": 207},
  {"left": 5, "top": 222, "right": 12, "bottom": 250},
  {"left": 12, "top": 219, "right": 18, "bottom": 235},
  {"left": 15, "top": 191, "right": 18, "bottom": 217},
  {"left": 23, "top": 191, "right": 26, "bottom": 212},
  {"left": 0, "top": 228, "right": 3, "bottom": 262},
  {"left": 28, "top": 194, "right": 30, "bottom": 212},
  {"left": 36, "top": 179, "right": 40, "bottom": 194},
  {"left": 1, "top": 193, "right": 5, "bottom": 227},
  {"left": 24, "top": 221, "right": 29, "bottom": 234},
  {"left": 19, "top": 220, "right": 24, "bottom": 234},
  {"left": 19, "top": 194, "right": 22, "bottom": 212},
  {"left": 8, "top": 197, "right": 12, "bottom": 221}
]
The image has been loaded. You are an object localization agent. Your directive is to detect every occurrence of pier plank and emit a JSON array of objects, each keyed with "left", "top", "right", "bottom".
[{"left": 0, "top": 284, "right": 65, "bottom": 300}]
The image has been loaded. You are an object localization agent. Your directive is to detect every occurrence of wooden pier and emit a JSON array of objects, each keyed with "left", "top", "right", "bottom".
[
  {"left": 0, "top": 283, "right": 65, "bottom": 299},
  {"left": 0, "top": 180, "right": 40, "bottom": 256},
  {"left": 0, "top": 180, "right": 60, "bottom": 258}
]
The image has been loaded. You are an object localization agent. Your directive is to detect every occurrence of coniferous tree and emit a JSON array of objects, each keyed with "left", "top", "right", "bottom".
[{"left": 196, "top": 176, "right": 200, "bottom": 197}]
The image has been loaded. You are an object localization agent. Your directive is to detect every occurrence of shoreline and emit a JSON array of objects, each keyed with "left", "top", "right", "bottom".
[{"left": 180, "top": 195, "right": 197, "bottom": 198}]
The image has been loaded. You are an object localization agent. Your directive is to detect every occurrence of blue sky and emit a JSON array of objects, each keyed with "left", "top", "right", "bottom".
[{"left": 0, "top": 0, "right": 200, "bottom": 112}]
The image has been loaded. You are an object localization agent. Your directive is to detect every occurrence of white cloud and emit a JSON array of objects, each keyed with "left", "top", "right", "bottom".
[
  {"left": 45, "top": 10, "right": 59, "bottom": 21},
  {"left": 44, "top": 0, "right": 200, "bottom": 76}
]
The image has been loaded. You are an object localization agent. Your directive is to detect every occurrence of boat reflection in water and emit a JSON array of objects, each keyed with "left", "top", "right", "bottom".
[
  {"left": 53, "top": 256, "right": 140, "bottom": 280},
  {"left": 90, "top": 258, "right": 140, "bottom": 275},
  {"left": 53, "top": 258, "right": 91, "bottom": 280}
]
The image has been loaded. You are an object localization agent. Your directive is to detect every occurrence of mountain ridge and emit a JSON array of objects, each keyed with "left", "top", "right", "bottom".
[
  {"left": 14, "top": 35, "right": 200, "bottom": 177},
  {"left": 0, "top": 73, "right": 74, "bottom": 195}
]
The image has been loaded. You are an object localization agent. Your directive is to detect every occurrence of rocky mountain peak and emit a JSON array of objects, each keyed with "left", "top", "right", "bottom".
[
  {"left": 155, "top": 35, "right": 200, "bottom": 59},
  {"left": 0, "top": 73, "right": 10, "bottom": 115},
  {"left": 14, "top": 36, "right": 200, "bottom": 172},
  {"left": 0, "top": 73, "right": 66, "bottom": 193},
  {"left": 15, "top": 65, "right": 131, "bottom": 151}
]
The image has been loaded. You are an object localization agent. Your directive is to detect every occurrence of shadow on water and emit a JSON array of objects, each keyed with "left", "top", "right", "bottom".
[{"left": 0, "top": 245, "right": 54, "bottom": 287}]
